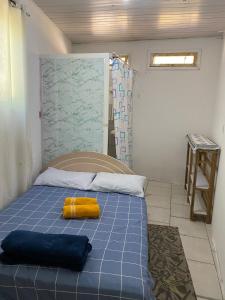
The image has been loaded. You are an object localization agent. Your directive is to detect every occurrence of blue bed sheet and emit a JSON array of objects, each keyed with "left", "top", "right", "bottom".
[{"left": 0, "top": 185, "right": 155, "bottom": 300}]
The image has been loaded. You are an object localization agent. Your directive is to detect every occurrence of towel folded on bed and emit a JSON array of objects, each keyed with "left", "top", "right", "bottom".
[
  {"left": 63, "top": 204, "right": 100, "bottom": 219},
  {"left": 64, "top": 197, "right": 98, "bottom": 206},
  {"left": 0, "top": 230, "right": 92, "bottom": 271}
]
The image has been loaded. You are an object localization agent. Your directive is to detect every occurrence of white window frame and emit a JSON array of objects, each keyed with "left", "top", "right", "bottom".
[{"left": 147, "top": 49, "right": 201, "bottom": 70}]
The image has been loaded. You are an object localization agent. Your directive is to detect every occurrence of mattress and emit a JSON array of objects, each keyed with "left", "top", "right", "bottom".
[{"left": 0, "top": 185, "right": 155, "bottom": 300}]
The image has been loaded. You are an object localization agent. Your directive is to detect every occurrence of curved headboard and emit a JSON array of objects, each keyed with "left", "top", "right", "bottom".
[{"left": 45, "top": 152, "right": 135, "bottom": 175}]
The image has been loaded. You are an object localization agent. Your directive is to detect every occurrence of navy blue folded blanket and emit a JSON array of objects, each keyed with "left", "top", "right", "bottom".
[{"left": 0, "top": 230, "right": 92, "bottom": 271}]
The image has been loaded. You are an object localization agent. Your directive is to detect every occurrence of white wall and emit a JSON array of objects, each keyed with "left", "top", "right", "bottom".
[
  {"left": 73, "top": 38, "right": 221, "bottom": 184},
  {"left": 23, "top": 0, "right": 72, "bottom": 178},
  {"left": 211, "top": 35, "right": 225, "bottom": 296}
]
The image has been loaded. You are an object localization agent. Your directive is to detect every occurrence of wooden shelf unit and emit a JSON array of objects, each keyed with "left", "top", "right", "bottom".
[{"left": 184, "top": 142, "right": 220, "bottom": 224}]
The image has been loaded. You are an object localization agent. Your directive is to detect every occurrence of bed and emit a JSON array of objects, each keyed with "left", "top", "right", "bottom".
[{"left": 0, "top": 152, "right": 155, "bottom": 300}]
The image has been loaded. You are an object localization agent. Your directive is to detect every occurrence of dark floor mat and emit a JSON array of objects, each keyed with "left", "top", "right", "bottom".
[{"left": 148, "top": 224, "right": 197, "bottom": 300}]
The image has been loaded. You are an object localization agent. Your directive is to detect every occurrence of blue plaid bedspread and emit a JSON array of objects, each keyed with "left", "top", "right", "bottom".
[{"left": 0, "top": 185, "right": 155, "bottom": 300}]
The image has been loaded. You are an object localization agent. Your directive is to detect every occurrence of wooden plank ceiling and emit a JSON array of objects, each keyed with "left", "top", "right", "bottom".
[{"left": 33, "top": 0, "right": 225, "bottom": 43}]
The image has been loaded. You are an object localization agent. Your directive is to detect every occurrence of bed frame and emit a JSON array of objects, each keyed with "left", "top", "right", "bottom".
[{"left": 46, "top": 152, "right": 135, "bottom": 175}]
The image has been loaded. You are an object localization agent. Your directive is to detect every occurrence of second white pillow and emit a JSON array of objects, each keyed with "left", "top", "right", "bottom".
[{"left": 90, "top": 172, "right": 146, "bottom": 197}]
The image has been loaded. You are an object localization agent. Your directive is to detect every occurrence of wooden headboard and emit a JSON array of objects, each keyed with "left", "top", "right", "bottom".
[{"left": 45, "top": 152, "right": 135, "bottom": 175}]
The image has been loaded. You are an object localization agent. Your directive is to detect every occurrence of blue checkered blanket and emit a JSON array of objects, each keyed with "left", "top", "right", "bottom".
[{"left": 0, "top": 185, "right": 155, "bottom": 300}]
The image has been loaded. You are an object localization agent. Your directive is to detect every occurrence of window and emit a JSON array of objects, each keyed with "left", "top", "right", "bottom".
[
  {"left": 149, "top": 51, "right": 199, "bottom": 69},
  {"left": 120, "top": 55, "right": 129, "bottom": 64},
  {"left": 110, "top": 55, "right": 129, "bottom": 66}
]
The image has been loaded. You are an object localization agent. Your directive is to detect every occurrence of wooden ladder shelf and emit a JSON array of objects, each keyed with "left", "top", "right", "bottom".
[{"left": 184, "top": 135, "right": 220, "bottom": 224}]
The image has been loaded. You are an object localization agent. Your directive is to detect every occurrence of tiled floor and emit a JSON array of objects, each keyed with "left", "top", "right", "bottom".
[{"left": 146, "top": 180, "right": 224, "bottom": 300}]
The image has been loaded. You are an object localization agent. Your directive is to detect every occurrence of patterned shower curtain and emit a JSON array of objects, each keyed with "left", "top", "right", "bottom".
[{"left": 112, "top": 58, "right": 134, "bottom": 167}]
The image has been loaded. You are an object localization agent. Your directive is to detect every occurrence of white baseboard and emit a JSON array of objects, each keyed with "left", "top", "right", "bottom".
[{"left": 212, "top": 237, "right": 225, "bottom": 299}]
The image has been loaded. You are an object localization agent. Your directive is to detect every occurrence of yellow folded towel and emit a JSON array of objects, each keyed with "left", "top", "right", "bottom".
[
  {"left": 63, "top": 204, "right": 100, "bottom": 219},
  {"left": 64, "top": 197, "right": 98, "bottom": 206}
]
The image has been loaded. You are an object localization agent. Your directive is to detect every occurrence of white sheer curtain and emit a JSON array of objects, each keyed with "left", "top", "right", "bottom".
[{"left": 0, "top": 0, "right": 32, "bottom": 209}]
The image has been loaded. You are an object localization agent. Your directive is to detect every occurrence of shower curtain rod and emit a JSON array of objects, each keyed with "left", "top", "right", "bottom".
[
  {"left": 9, "top": 0, "right": 31, "bottom": 17},
  {"left": 111, "top": 52, "right": 137, "bottom": 72}
]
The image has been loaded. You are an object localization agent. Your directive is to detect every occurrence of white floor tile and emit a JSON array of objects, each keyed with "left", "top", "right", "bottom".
[
  {"left": 188, "top": 260, "right": 222, "bottom": 299},
  {"left": 149, "top": 220, "right": 169, "bottom": 226},
  {"left": 171, "top": 194, "right": 189, "bottom": 206},
  {"left": 146, "top": 185, "right": 171, "bottom": 197},
  {"left": 148, "top": 180, "right": 223, "bottom": 300},
  {"left": 205, "top": 224, "right": 214, "bottom": 250},
  {"left": 211, "top": 250, "right": 223, "bottom": 287},
  {"left": 149, "top": 180, "right": 171, "bottom": 188},
  {"left": 181, "top": 235, "right": 214, "bottom": 264},
  {"left": 146, "top": 195, "right": 170, "bottom": 209},
  {"left": 172, "top": 184, "right": 187, "bottom": 196},
  {"left": 170, "top": 217, "right": 208, "bottom": 239},
  {"left": 148, "top": 206, "right": 170, "bottom": 224},
  {"left": 171, "top": 203, "right": 190, "bottom": 219}
]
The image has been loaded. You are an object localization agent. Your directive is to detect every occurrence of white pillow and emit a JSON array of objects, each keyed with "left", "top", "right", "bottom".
[
  {"left": 33, "top": 167, "right": 96, "bottom": 190},
  {"left": 90, "top": 172, "right": 146, "bottom": 197}
]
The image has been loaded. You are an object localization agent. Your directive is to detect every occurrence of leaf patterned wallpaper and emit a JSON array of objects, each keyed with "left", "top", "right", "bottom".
[{"left": 41, "top": 57, "right": 105, "bottom": 165}]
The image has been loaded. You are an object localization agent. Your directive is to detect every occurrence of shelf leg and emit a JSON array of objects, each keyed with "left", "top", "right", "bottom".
[
  {"left": 184, "top": 142, "right": 190, "bottom": 190},
  {"left": 187, "top": 147, "right": 193, "bottom": 204},
  {"left": 190, "top": 150, "right": 199, "bottom": 221}
]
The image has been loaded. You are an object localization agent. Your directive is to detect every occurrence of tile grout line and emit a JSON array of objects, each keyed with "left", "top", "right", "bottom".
[
  {"left": 171, "top": 183, "right": 222, "bottom": 300},
  {"left": 149, "top": 204, "right": 170, "bottom": 210},
  {"left": 148, "top": 179, "right": 172, "bottom": 185},
  {"left": 147, "top": 180, "right": 171, "bottom": 224},
  {"left": 149, "top": 180, "right": 223, "bottom": 300},
  {"left": 181, "top": 235, "right": 216, "bottom": 266},
  {"left": 196, "top": 295, "right": 222, "bottom": 300},
  {"left": 205, "top": 224, "right": 224, "bottom": 299},
  {"left": 149, "top": 181, "right": 223, "bottom": 300},
  {"left": 169, "top": 182, "right": 172, "bottom": 226},
  {"left": 170, "top": 215, "right": 209, "bottom": 239},
  {"left": 179, "top": 233, "right": 208, "bottom": 240},
  {"left": 171, "top": 186, "right": 218, "bottom": 299},
  {"left": 187, "top": 258, "right": 215, "bottom": 266},
  {"left": 180, "top": 233, "right": 213, "bottom": 241}
]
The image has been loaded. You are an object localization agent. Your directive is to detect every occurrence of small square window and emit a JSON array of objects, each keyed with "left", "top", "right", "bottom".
[
  {"left": 110, "top": 55, "right": 129, "bottom": 66},
  {"left": 120, "top": 55, "right": 129, "bottom": 64},
  {"left": 149, "top": 51, "right": 200, "bottom": 69}
]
